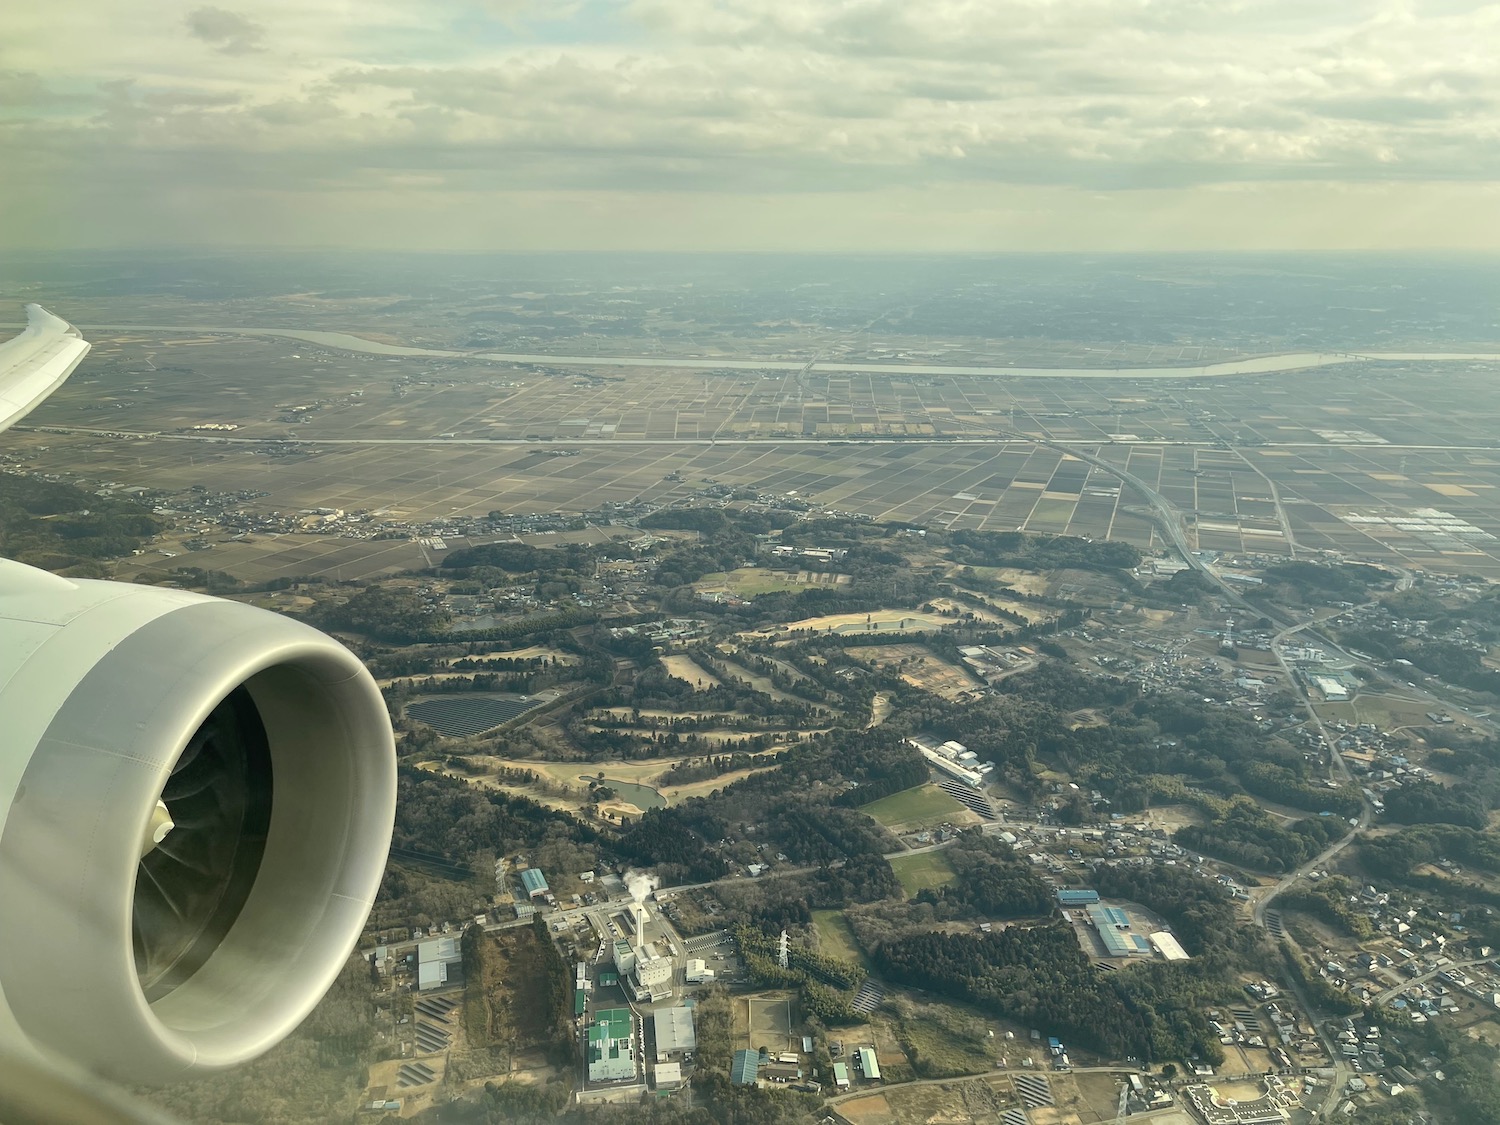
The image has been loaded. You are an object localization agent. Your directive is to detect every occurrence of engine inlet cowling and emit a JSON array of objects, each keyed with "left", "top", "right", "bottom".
[{"left": 0, "top": 575, "right": 395, "bottom": 1084}]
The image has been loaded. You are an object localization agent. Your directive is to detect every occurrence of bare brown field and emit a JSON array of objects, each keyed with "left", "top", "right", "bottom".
[
  {"left": 851, "top": 644, "right": 979, "bottom": 701},
  {"left": 836, "top": 1093, "right": 892, "bottom": 1124}
]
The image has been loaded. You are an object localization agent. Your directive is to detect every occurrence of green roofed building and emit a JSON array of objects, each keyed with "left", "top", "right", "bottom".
[
  {"left": 574, "top": 989, "right": 587, "bottom": 1017},
  {"left": 731, "top": 1049, "right": 760, "bottom": 1086},
  {"left": 521, "top": 868, "right": 550, "bottom": 898},
  {"left": 587, "top": 1008, "right": 636, "bottom": 1083}
]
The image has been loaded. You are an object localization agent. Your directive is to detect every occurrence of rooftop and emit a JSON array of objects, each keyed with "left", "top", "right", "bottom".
[{"left": 653, "top": 1006, "right": 697, "bottom": 1056}]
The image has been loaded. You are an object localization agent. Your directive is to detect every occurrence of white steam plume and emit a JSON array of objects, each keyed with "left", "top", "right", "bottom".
[{"left": 625, "top": 870, "right": 658, "bottom": 903}]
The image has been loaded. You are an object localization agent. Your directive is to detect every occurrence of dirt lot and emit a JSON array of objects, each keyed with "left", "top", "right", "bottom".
[
  {"left": 962, "top": 567, "right": 1051, "bottom": 596},
  {"left": 851, "top": 644, "right": 979, "bottom": 701},
  {"left": 733, "top": 991, "right": 799, "bottom": 1053}
]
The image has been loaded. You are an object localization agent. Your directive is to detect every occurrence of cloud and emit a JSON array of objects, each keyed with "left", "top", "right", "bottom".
[
  {"left": 2, "top": 0, "right": 1499, "bottom": 248},
  {"left": 184, "top": 6, "right": 267, "bottom": 55}
]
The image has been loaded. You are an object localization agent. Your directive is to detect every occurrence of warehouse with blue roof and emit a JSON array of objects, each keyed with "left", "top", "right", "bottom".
[
  {"left": 731, "top": 1049, "right": 760, "bottom": 1086},
  {"left": 521, "top": 867, "right": 550, "bottom": 898},
  {"left": 1056, "top": 888, "right": 1100, "bottom": 906},
  {"left": 1087, "top": 903, "right": 1153, "bottom": 956}
]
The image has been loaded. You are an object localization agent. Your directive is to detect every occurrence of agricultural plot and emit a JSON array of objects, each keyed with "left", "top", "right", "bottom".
[{"left": 17, "top": 327, "right": 1500, "bottom": 579}]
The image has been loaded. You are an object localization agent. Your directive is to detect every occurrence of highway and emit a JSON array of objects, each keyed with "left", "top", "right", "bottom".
[{"left": 33, "top": 422, "right": 1500, "bottom": 457}]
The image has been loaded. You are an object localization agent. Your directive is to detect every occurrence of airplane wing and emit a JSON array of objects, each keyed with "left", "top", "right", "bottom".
[{"left": 0, "top": 304, "right": 91, "bottom": 433}]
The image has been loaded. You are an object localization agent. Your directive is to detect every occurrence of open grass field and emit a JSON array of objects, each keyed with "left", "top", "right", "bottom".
[
  {"left": 463, "top": 926, "right": 565, "bottom": 1053},
  {"left": 811, "top": 908, "right": 869, "bottom": 968},
  {"left": 444, "top": 645, "right": 579, "bottom": 665},
  {"left": 862, "top": 784, "right": 969, "bottom": 830},
  {"left": 754, "top": 608, "right": 953, "bottom": 637},
  {"left": 474, "top": 752, "right": 781, "bottom": 807},
  {"left": 890, "top": 850, "right": 959, "bottom": 897},
  {"left": 962, "top": 567, "right": 1051, "bottom": 595},
  {"left": 1336, "top": 691, "right": 1470, "bottom": 732},
  {"left": 894, "top": 1003, "right": 995, "bottom": 1079},
  {"left": 659, "top": 654, "right": 722, "bottom": 688},
  {"left": 835, "top": 1093, "right": 892, "bottom": 1124},
  {"left": 713, "top": 656, "right": 813, "bottom": 704},
  {"left": 849, "top": 1081, "right": 998, "bottom": 1125},
  {"left": 696, "top": 567, "right": 849, "bottom": 598}
]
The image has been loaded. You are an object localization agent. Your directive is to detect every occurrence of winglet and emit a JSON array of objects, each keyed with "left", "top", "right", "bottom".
[{"left": 0, "top": 305, "right": 91, "bottom": 434}]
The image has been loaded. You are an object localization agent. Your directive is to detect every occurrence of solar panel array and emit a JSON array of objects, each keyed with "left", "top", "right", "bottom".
[
  {"left": 406, "top": 695, "right": 542, "bottom": 736},
  {"left": 1013, "top": 1074, "right": 1053, "bottom": 1108}
]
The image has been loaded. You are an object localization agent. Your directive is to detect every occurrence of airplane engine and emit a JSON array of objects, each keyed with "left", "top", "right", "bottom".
[{"left": 0, "top": 562, "right": 396, "bottom": 1084}]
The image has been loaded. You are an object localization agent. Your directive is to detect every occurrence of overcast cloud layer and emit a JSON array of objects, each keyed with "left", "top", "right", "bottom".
[{"left": 4, "top": 0, "right": 1500, "bottom": 250}]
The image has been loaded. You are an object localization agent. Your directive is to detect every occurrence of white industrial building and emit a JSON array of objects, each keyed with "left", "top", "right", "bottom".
[
  {"left": 416, "top": 935, "right": 462, "bottom": 991},
  {"left": 633, "top": 947, "right": 674, "bottom": 1002},
  {"left": 908, "top": 738, "right": 985, "bottom": 788},
  {"left": 653, "top": 1005, "right": 697, "bottom": 1061},
  {"left": 685, "top": 958, "right": 715, "bottom": 984},
  {"left": 1149, "top": 931, "right": 1190, "bottom": 962},
  {"left": 587, "top": 1008, "right": 637, "bottom": 1083},
  {"left": 612, "top": 905, "right": 674, "bottom": 1001},
  {"left": 1311, "top": 675, "right": 1350, "bottom": 702}
]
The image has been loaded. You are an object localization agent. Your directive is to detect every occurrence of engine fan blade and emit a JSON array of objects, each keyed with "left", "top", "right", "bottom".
[{"left": 132, "top": 686, "right": 273, "bottom": 1002}]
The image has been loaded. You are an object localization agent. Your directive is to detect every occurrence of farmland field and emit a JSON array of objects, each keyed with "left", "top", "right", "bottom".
[{"left": 15, "top": 315, "right": 1500, "bottom": 580}]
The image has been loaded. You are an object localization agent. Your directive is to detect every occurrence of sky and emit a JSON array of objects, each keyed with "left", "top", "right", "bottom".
[{"left": 3, "top": 0, "right": 1500, "bottom": 252}]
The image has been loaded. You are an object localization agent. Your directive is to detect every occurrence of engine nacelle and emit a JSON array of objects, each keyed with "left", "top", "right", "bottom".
[{"left": 0, "top": 562, "right": 395, "bottom": 1084}]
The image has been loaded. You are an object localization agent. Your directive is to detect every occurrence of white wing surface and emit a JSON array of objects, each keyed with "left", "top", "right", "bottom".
[{"left": 0, "top": 305, "right": 91, "bottom": 434}]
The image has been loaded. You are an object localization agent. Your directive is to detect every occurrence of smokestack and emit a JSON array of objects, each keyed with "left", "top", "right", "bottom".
[{"left": 635, "top": 905, "right": 644, "bottom": 947}]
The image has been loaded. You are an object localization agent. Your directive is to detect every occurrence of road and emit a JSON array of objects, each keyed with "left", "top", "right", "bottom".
[
  {"left": 1268, "top": 615, "right": 1357, "bottom": 785},
  {"left": 1372, "top": 956, "right": 1496, "bottom": 1007},
  {"left": 655, "top": 836, "right": 959, "bottom": 898},
  {"left": 34, "top": 420, "right": 1500, "bottom": 460},
  {"left": 1000, "top": 427, "right": 1376, "bottom": 1120}
]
